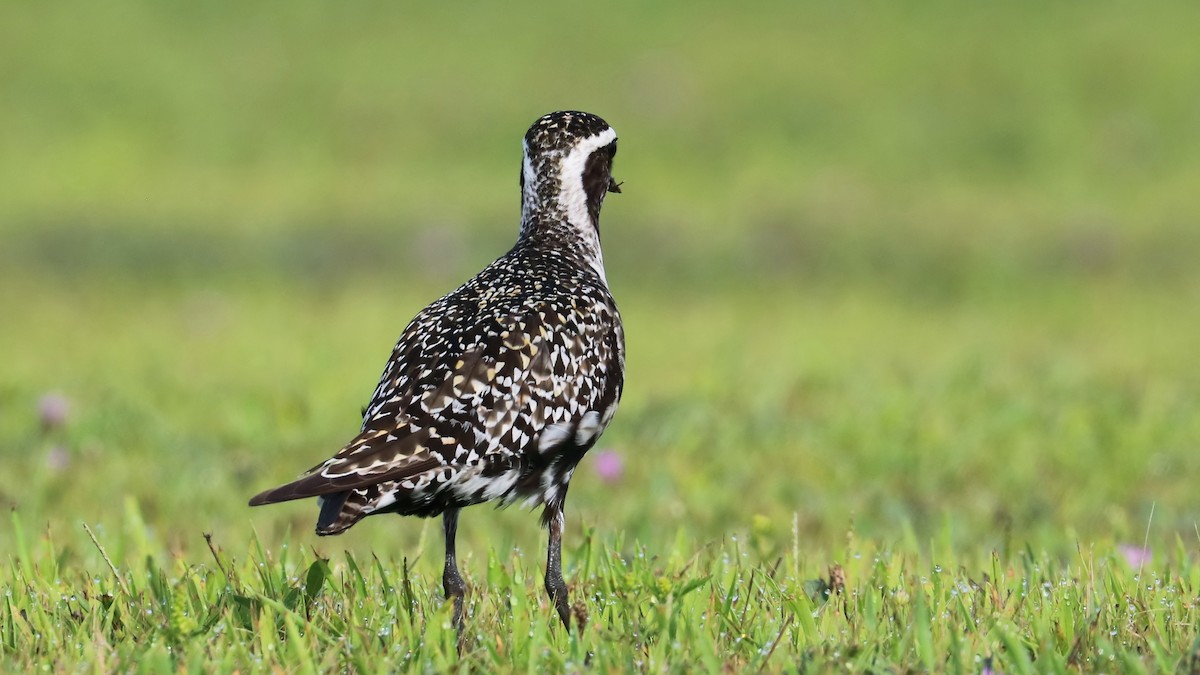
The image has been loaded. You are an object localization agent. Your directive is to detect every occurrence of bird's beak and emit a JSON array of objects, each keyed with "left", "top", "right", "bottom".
[{"left": 607, "top": 176, "right": 622, "bottom": 194}]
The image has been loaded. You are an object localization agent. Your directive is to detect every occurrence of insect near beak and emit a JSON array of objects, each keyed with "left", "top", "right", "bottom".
[{"left": 607, "top": 177, "right": 623, "bottom": 194}]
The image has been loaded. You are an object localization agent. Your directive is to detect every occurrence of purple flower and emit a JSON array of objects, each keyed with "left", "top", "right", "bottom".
[
  {"left": 592, "top": 449, "right": 623, "bottom": 483},
  {"left": 38, "top": 392, "right": 70, "bottom": 431},
  {"left": 1118, "top": 544, "right": 1151, "bottom": 568}
]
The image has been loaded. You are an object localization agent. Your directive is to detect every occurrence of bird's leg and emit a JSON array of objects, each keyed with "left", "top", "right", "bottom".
[
  {"left": 442, "top": 508, "right": 466, "bottom": 630},
  {"left": 544, "top": 506, "right": 571, "bottom": 631}
]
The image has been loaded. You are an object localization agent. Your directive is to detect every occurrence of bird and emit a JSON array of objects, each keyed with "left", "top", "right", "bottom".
[{"left": 249, "top": 110, "right": 625, "bottom": 632}]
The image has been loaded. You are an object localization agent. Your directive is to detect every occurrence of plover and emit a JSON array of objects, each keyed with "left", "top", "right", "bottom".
[{"left": 250, "top": 111, "right": 625, "bottom": 632}]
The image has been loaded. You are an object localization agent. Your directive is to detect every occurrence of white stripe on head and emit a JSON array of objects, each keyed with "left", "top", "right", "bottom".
[
  {"left": 556, "top": 127, "right": 617, "bottom": 283},
  {"left": 556, "top": 126, "right": 617, "bottom": 229},
  {"left": 519, "top": 125, "right": 618, "bottom": 286}
]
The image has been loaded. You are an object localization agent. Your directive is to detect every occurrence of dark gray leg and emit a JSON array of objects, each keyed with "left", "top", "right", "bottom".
[
  {"left": 544, "top": 506, "right": 571, "bottom": 631},
  {"left": 442, "top": 508, "right": 466, "bottom": 629}
]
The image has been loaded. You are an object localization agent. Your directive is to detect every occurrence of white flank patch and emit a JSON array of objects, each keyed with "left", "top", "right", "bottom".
[
  {"left": 538, "top": 422, "right": 574, "bottom": 453},
  {"left": 368, "top": 490, "right": 398, "bottom": 513},
  {"left": 600, "top": 400, "right": 619, "bottom": 427},
  {"left": 539, "top": 461, "right": 562, "bottom": 507},
  {"left": 575, "top": 410, "right": 602, "bottom": 445},
  {"left": 452, "top": 468, "right": 519, "bottom": 502}
]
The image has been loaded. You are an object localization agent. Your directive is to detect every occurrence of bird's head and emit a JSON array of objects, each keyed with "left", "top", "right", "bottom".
[{"left": 520, "top": 111, "right": 620, "bottom": 233}]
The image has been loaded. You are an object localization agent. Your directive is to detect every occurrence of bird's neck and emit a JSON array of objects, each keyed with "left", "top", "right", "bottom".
[
  {"left": 519, "top": 186, "right": 608, "bottom": 286},
  {"left": 518, "top": 213, "right": 608, "bottom": 286}
]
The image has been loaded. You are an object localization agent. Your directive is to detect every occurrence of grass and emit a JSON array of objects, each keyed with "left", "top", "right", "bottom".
[
  {"left": 9, "top": 509, "right": 1200, "bottom": 671},
  {"left": 4, "top": 282, "right": 1200, "bottom": 671},
  {"left": 4, "top": 0, "right": 1200, "bottom": 670}
]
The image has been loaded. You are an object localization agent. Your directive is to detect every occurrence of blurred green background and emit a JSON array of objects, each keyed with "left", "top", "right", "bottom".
[{"left": 3, "top": 1, "right": 1199, "bottom": 562}]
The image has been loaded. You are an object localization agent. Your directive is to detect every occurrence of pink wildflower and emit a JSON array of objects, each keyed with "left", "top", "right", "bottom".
[{"left": 592, "top": 449, "right": 623, "bottom": 483}]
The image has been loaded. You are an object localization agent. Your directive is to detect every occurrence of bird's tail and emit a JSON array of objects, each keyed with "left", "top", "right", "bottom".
[
  {"left": 315, "top": 491, "right": 363, "bottom": 536},
  {"left": 248, "top": 480, "right": 363, "bottom": 536}
]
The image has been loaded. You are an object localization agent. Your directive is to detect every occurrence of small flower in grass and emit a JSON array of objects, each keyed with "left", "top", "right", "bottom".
[
  {"left": 1118, "top": 544, "right": 1151, "bottom": 568},
  {"left": 592, "top": 449, "right": 623, "bottom": 483},
  {"left": 38, "top": 392, "right": 71, "bottom": 431}
]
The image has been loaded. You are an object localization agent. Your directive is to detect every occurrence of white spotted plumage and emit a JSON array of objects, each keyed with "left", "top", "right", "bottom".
[{"left": 249, "top": 111, "right": 626, "bottom": 541}]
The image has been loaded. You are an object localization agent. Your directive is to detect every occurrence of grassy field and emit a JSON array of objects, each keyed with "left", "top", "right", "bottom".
[{"left": 4, "top": 0, "right": 1200, "bottom": 671}]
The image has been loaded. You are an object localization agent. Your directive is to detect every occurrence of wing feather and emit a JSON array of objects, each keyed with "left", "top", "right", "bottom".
[
  {"left": 247, "top": 427, "right": 441, "bottom": 504},
  {"left": 249, "top": 271, "right": 624, "bottom": 516}
]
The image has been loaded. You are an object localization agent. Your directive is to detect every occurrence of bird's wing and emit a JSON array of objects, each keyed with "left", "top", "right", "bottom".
[
  {"left": 249, "top": 300, "right": 616, "bottom": 506},
  {"left": 246, "top": 427, "right": 444, "bottom": 505}
]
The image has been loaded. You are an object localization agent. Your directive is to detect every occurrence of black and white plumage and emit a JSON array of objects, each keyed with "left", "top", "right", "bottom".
[{"left": 249, "top": 111, "right": 625, "bottom": 631}]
